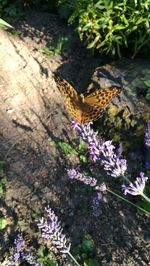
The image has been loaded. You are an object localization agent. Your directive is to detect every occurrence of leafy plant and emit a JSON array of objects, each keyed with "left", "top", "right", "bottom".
[
  {"left": 51, "top": 139, "right": 77, "bottom": 154},
  {"left": 78, "top": 140, "right": 88, "bottom": 163},
  {"left": 0, "top": 0, "right": 58, "bottom": 18},
  {"left": 57, "top": 0, "right": 150, "bottom": 58},
  {"left": 0, "top": 217, "right": 8, "bottom": 230},
  {"left": 144, "top": 80, "right": 150, "bottom": 100},
  {"left": 73, "top": 235, "right": 100, "bottom": 265},
  {"left": 0, "top": 0, "right": 22, "bottom": 18},
  {"left": 38, "top": 36, "right": 70, "bottom": 56},
  {"left": 51, "top": 138, "right": 87, "bottom": 162},
  {"left": 37, "top": 247, "right": 59, "bottom": 266}
]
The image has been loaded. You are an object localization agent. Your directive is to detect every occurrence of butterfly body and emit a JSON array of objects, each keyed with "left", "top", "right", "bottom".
[{"left": 54, "top": 72, "right": 121, "bottom": 124}]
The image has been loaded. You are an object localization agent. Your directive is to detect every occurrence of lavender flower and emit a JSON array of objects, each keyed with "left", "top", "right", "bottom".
[
  {"left": 91, "top": 184, "right": 106, "bottom": 217},
  {"left": 68, "top": 169, "right": 107, "bottom": 193},
  {"left": 145, "top": 121, "right": 150, "bottom": 147},
  {"left": 67, "top": 169, "right": 107, "bottom": 216},
  {"left": 67, "top": 168, "right": 97, "bottom": 187},
  {"left": 144, "top": 120, "right": 150, "bottom": 169},
  {"left": 36, "top": 206, "right": 71, "bottom": 254},
  {"left": 9, "top": 234, "right": 25, "bottom": 265},
  {"left": 8, "top": 234, "right": 42, "bottom": 266},
  {"left": 122, "top": 172, "right": 148, "bottom": 196},
  {"left": 22, "top": 252, "right": 42, "bottom": 266},
  {"left": 91, "top": 192, "right": 102, "bottom": 217},
  {"left": 72, "top": 121, "right": 127, "bottom": 177}
]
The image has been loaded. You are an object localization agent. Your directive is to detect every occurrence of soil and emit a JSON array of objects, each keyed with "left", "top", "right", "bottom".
[{"left": 0, "top": 10, "right": 150, "bottom": 266}]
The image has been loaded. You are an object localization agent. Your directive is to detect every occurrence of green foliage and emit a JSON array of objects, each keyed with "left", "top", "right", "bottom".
[
  {"left": 51, "top": 138, "right": 87, "bottom": 162},
  {"left": 31, "top": 210, "right": 42, "bottom": 219},
  {"left": 82, "top": 237, "right": 95, "bottom": 252},
  {"left": 0, "top": 0, "right": 57, "bottom": 18},
  {"left": 84, "top": 258, "right": 100, "bottom": 266},
  {"left": 0, "top": 217, "right": 8, "bottom": 230},
  {"left": 137, "top": 198, "right": 150, "bottom": 214},
  {"left": 144, "top": 80, "right": 150, "bottom": 100},
  {"left": 38, "top": 36, "right": 70, "bottom": 56},
  {"left": 73, "top": 235, "right": 100, "bottom": 265},
  {"left": 37, "top": 247, "right": 59, "bottom": 266},
  {"left": 78, "top": 140, "right": 87, "bottom": 163},
  {"left": 51, "top": 139, "right": 77, "bottom": 154},
  {"left": 0, "top": 0, "right": 22, "bottom": 18},
  {"left": 137, "top": 184, "right": 150, "bottom": 214},
  {"left": 57, "top": 0, "right": 150, "bottom": 58}
]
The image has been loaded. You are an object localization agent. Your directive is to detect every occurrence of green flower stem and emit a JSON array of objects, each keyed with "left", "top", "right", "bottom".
[
  {"left": 122, "top": 175, "right": 131, "bottom": 184},
  {"left": 141, "top": 193, "right": 150, "bottom": 203},
  {"left": 107, "top": 188, "right": 150, "bottom": 215},
  {"left": 67, "top": 251, "right": 81, "bottom": 266}
]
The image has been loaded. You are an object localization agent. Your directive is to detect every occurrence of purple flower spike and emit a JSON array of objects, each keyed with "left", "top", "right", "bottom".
[
  {"left": 67, "top": 169, "right": 97, "bottom": 187},
  {"left": 96, "top": 182, "right": 107, "bottom": 193},
  {"left": 144, "top": 120, "right": 150, "bottom": 169},
  {"left": 122, "top": 172, "right": 148, "bottom": 196},
  {"left": 72, "top": 121, "right": 127, "bottom": 177},
  {"left": 67, "top": 168, "right": 78, "bottom": 180},
  {"left": 8, "top": 234, "right": 42, "bottom": 266},
  {"left": 37, "top": 206, "right": 71, "bottom": 254},
  {"left": 8, "top": 234, "right": 25, "bottom": 265},
  {"left": 91, "top": 183, "right": 107, "bottom": 217},
  {"left": 145, "top": 121, "right": 150, "bottom": 147},
  {"left": 91, "top": 193, "right": 102, "bottom": 217}
]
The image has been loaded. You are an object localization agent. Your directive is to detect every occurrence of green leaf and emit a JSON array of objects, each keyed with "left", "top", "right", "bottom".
[
  {"left": 48, "top": 260, "right": 59, "bottom": 266},
  {"left": 38, "top": 47, "right": 54, "bottom": 55},
  {"left": 79, "top": 155, "right": 87, "bottom": 163},
  {"left": 31, "top": 210, "right": 42, "bottom": 219},
  {"left": 51, "top": 139, "right": 77, "bottom": 155},
  {"left": 144, "top": 80, "right": 150, "bottom": 87},
  {"left": 145, "top": 92, "right": 150, "bottom": 100},
  {"left": 94, "top": 2, "right": 106, "bottom": 10},
  {"left": 0, "top": 217, "right": 8, "bottom": 230},
  {"left": 84, "top": 258, "right": 101, "bottom": 266},
  {"left": 137, "top": 196, "right": 150, "bottom": 214},
  {"left": 87, "top": 35, "right": 100, "bottom": 49},
  {"left": 0, "top": 18, "right": 14, "bottom": 28},
  {"left": 82, "top": 238, "right": 95, "bottom": 252}
]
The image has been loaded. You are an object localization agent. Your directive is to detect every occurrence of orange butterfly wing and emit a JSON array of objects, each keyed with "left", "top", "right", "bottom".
[
  {"left": 80, "top": 87, "right": 121, "bottom": 123},
  {"left": 54, "top": 73, "right": 83, "bottom": 123},
  {"left": 54, "top": 73, "right": 121, "bottom": 124}
]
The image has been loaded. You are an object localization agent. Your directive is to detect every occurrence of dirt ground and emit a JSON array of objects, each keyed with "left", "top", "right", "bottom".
[{"left": 0, "top": 10, "right": 150, "bottom": 265}]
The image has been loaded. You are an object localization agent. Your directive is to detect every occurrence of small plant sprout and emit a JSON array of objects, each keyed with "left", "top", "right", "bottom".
[
  {"left": 68, "top": 121, "right": 150, "bottom": 215},
  {"left": 38, "top": 36, "right": 69, "bottom": 56},
  {"left": 36, "top": 206, "right": 80, "bottom": 266}
]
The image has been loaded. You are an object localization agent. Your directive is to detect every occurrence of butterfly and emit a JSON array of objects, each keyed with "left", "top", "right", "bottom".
[{"left": 54, "top": 72, "right": 121, "bottom": 124}]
